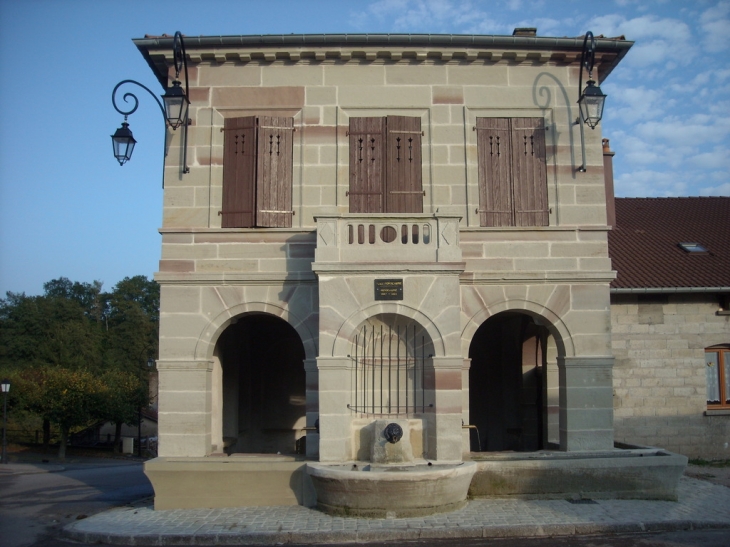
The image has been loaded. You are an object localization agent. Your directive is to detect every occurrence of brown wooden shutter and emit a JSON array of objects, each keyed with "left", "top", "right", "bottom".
[
  {"left": 385, "top": 116, "right": 423, "bottom": 213},
  {"left": 476, "top": 117, "right": 513, "bottom": 227},
  {"left": 256, "top": 116, "right": 294, "bottom": 228},
  {"left": 349, "top": 117, "right": 386, "bottom": 213},
  {"left": 222, "top": 116, "right": 257, "bottom": 228},
  {"left": 511, "top": 117, "right": 548, "bottom": 227}
]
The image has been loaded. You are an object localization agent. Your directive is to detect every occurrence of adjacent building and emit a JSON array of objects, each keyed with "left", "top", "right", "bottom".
[{"left": 609, "top": 196, "right": 730, "bottom": 459}]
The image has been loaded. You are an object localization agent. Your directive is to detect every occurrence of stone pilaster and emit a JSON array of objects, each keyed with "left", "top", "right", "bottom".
[
  {"left": 156, "top": 359, "right": 214, "bottom": 457},
  {"left": 558, "top": 356, "right": 614, "bottom": 451}
]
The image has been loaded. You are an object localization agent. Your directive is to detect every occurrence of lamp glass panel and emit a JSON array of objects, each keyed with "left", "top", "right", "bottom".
[
  {"left": 112, "top": 135, "right": 135, "bottom": 164},
  {"left": 579, "top": 97, "right": 604, "bottom": 128},
  {"left": 163, "top": 95, "right": 189, "bottom": 130}
]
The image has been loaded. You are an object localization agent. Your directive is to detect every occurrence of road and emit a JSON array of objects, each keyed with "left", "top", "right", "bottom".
[{"left": 0, "top": 460, "right": 152, "bottom": 547}]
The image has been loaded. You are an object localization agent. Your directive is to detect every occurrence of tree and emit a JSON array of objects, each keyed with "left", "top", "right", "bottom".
[
  {"left": 102, "top": 276, "right": 159, "bottom": 451},
  {"left": 98, "top": 369, "right": 146, "bottom": 453},
  {"left": 0, "top": 290, "right": 104, "bottom": 372},
  {"left": 0, "top": 275, "right": 159, "bottom": 456},
  {"left": 16, "top": 367, "right": 104, "bottom": 458},
  {"left": 43, "top": 277, "right": 105, "bottom": 323}
]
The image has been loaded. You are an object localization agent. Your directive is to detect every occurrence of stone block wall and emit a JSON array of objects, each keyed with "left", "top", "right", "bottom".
[
  {"left": 611, "top": 293, "right": 730, "bottom": 459},
  {"left": 153, "top": 44, "right": 620, "bottom": 460},
  {"left": 161, "top": 52, "right": 608, "bottom": 235}
]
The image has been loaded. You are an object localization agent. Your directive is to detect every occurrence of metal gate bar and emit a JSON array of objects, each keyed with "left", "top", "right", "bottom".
[{"left": 350, "top": 323, "right": 426, "bottom": 415}]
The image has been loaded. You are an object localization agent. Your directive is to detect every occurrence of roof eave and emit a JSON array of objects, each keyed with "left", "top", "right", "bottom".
[{"left": 133, "top": 33, "right": 634, "bottom": 90}]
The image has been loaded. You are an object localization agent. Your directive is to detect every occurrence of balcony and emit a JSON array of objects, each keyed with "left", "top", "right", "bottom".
[{"left": 313, "top": 214, "right": 462, "bottom": 265}]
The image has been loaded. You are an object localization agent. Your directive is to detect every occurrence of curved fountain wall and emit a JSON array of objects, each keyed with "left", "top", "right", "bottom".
[{"left": 307, "top": 461, "right": 477, "bottom": 518}]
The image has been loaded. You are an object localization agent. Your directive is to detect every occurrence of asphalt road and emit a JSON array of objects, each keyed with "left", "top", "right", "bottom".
[{"left": 0, "top": 459, "right": 153, "bottom": 547}]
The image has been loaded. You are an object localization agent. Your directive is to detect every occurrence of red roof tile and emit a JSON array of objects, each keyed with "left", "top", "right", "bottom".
[{"left": 608, "top": 197, "right": 730, "bottom": 290}]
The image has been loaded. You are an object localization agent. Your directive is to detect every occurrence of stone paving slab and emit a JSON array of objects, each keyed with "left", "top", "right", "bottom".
[{"left": 64, "top": 477, "right": 730, "bottom": 545}]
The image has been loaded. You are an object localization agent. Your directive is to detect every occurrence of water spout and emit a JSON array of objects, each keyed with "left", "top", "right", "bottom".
[{"left": 384, "top": 423, "right": 403, "bottom": 444}]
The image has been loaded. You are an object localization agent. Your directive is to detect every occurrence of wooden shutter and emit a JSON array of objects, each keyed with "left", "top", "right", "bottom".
[
  {"left": 256, "top": 116, "right": 294, "bottom": 228},
  {"left": 476, "top": 117, "right": 513, "bottom": 227},
  {"left": 511, "top": 118, "right": 548, "bottom": 227},
  {"left": 349, "top": 117, "right": 386, "bottom": 213},
  {"left": 222, "top": 116, "right": 257, "bottom": 228},
  {"left": 386, "top": 116, "right": 423, "bottom": 213}
]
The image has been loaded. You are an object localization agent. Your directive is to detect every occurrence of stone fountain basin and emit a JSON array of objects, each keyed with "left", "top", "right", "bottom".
[{"left": 306, "top": 461, "right": 477, "bottom": 518}]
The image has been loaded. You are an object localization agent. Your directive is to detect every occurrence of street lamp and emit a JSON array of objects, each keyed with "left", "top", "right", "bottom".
[
  {"left": 576, "top": 31, "right": 608, "bottom": 172},
  {"left": 111, "top": 31, "right": 190, "bottom": 175},
  {"left": 2, "top": 379, "right": 10, "bottom": 464},
  {"left": 578, "top": 31, "right": 607, "bottom": 130}
]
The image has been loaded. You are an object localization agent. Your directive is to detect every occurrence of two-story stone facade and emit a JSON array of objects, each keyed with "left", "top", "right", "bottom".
[{"left": 130, "top": 31, "right": 672, "bottom": 510}]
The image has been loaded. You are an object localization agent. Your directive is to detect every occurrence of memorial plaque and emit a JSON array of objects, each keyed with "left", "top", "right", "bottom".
[{"left": 374, "top": 279, "right": 403, "bottom": 300}]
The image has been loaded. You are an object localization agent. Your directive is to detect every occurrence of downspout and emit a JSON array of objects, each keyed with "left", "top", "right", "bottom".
[{"left": 603, "top": 139, "right": 616, "bottom": 228}]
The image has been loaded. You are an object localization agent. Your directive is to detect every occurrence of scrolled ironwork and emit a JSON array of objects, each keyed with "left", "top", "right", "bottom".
[
  {"left": 578, "top": 31, "right": 596, "bottom": 105},
  {"left": 110, "top": 31, "right": 191, "bottom": 178},
  {"left": 112, "top": 79, "right": 166, "bottom": 120}
]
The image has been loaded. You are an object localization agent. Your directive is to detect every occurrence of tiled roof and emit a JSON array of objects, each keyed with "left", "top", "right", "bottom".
[{"left": 608, "top": 197, "right": 730, "bottom": 290}]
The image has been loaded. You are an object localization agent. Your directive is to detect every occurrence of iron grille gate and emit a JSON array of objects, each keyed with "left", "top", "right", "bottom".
[{"left": 349, "top": 323, "right": 428, "bottom": 415}]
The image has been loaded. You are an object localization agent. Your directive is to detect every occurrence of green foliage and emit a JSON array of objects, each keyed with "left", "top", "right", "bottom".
[
  {"left": 0, "top": 275, "right": 160, "bottom": 457},
  {"left": 98, "top": 368, "right": 146, "bottom": 426},
  {"left": 0, "top": 291, "right": 103, "bottom": 372}
]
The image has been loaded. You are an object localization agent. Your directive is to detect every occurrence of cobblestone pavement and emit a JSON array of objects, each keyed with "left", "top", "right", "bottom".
[{"left": 64, "top": 476, "right": 730, "bottom": 545}]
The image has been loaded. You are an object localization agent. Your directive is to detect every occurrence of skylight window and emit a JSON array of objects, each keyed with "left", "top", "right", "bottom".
[{"left": 678, "top": 242, "right": 708, "bottom": 253}]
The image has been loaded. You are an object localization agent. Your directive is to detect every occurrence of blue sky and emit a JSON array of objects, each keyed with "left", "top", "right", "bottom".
[{"left": 1, "top": 0, "right": 728, "bottom": 296}]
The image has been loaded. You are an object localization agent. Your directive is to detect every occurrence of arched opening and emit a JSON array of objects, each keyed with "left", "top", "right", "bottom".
[
  {"left": 216, "top": 314, "right": 306, "bottom": 454},
  {"left": 468, "top": 311, "right": 549, "bottom": 452},
  {"left": 349, "top": 313, "right": 435, "bottom": 416}
]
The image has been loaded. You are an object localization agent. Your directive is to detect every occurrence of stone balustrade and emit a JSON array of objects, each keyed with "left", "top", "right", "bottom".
[{"left": 314, "top": 214, "right": 462, "bottom": 264}]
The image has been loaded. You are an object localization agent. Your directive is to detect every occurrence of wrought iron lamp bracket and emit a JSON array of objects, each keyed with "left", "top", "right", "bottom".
[{"left": 110, "top": 31, "right": 191, "bottom": 180}]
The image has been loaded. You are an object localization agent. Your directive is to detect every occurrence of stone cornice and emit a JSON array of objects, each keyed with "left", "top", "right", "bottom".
[
  {"left": 134, "top": 33, "right": 632, "bottom": 89},
  {"left": 460, "top": 271, "right": 616, "bottom": 284},
  {"left": 154, "top": 272, "right": 317, "bottom": 285}
]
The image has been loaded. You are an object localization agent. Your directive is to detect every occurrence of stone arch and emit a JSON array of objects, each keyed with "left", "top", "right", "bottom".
[
  {"left": 332, "top": 302, "right": 447, "bottom": 358},
  {"left": 195, "top": 301, "right": 317, "bottom": 362},
  {"left": 461, "top": 298, "right": 574, "bottom": 358}
]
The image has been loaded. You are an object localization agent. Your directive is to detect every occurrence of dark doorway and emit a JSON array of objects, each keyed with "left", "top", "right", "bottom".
[
  {"left": 468, "top": 312, "right": 547, "bottom": 452},
  {"left": 217, "top": 314, "right": 306, "bottom": 454}
]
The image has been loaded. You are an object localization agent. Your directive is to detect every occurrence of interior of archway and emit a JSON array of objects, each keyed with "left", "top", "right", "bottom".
[
  {"left": 349, "top": 313, "right": 435, "bottom": 416},
  {"left": 216, "top": 314, "right": 306, "bottom": 454},
  {"left": 468, "top": 312, "right": 549, "bottom": 452}
]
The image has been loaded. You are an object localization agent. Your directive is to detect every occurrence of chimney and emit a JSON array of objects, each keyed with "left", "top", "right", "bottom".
[
  {"left": 603, "top": 138, "right": 616, "bottom": 227},
  {"left": 512, "top": 28, "right": 537, "bottom": 37}
]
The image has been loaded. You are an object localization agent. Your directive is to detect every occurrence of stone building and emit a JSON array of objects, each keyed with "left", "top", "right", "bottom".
[
  {"left": 127, "top": 31, "right": 689, "bottom": 511},
  {"left": 608, "top": 196, "right": 730, "bottom": 460}
]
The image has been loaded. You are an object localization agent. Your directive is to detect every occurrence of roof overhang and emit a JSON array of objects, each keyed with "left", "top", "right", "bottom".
[{"left": 133, "top": 33, "right": 633, "bottom": 90}]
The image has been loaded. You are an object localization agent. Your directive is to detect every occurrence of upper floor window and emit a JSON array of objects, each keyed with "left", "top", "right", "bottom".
[
  {"left": 220, "top": 116, "right": 294, "bottom": 228},
  {"left": 348, "top": 116, "right": 423, "bottom": 214},
  {"left": 706, "top": 345, "right": 730, "bottom": 409},
  {"left": 475, "top": 117, "right": 548, "bottom": 227}
]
